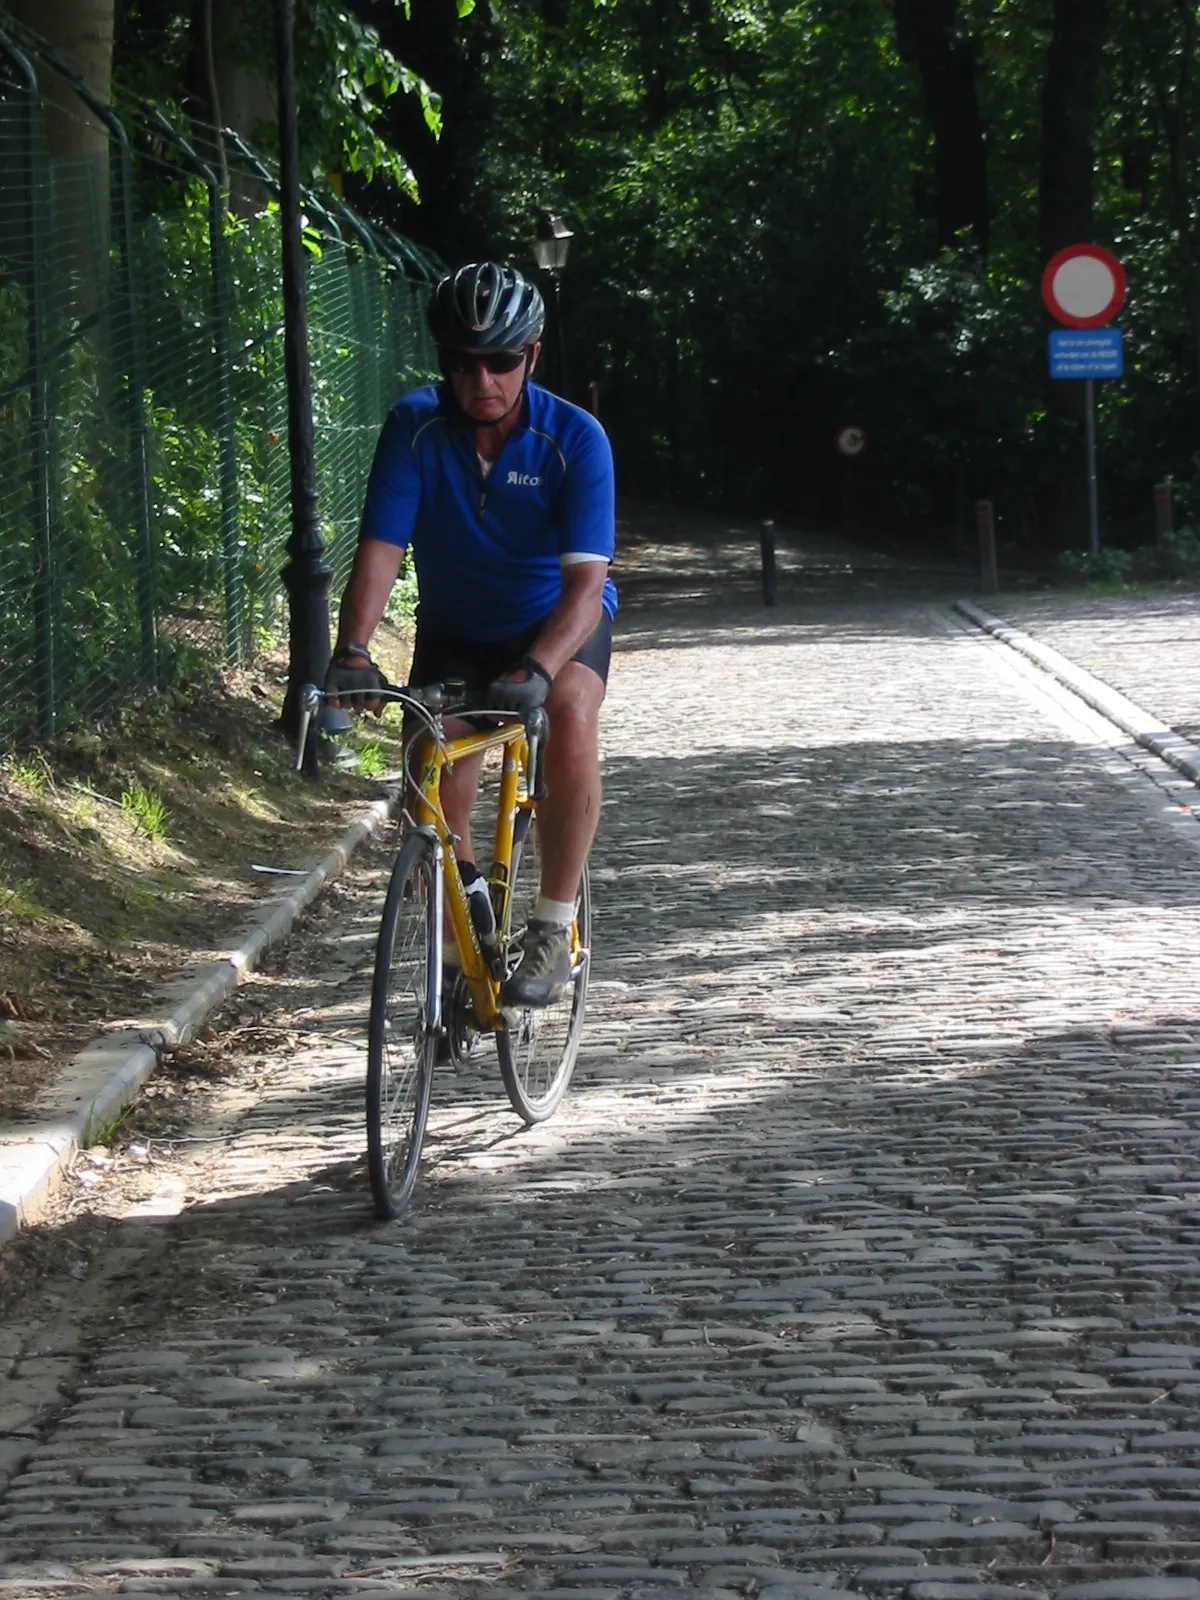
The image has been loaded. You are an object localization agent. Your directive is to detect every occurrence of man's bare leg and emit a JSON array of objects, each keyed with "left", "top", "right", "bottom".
[
  {"left": 403, "top": 717, "right": 484, "bottom": 860},
  {"left": 537, "top": 662, "right": 606, "bottom": 903},
  {"left": 404, "top": 717, "right": 486, "bottom": 959},
  {"left": 496, "top": 662, "right": 605, "bottom": 1007},
  {"left": 436, "top": 722, "right": 487, "bottom": 866}
]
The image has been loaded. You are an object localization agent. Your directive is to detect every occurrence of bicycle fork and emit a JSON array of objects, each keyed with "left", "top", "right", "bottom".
[{"left": 428, "top": 835, "right": 445, "bottom": 1037}]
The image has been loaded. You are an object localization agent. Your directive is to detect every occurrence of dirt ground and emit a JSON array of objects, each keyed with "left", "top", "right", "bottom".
[
  {"left": 0, "top": 918, "right": 313, "bottom": 1320},
  {"left": 0, "top": 623, "right": 411, "bottom": 1121}
]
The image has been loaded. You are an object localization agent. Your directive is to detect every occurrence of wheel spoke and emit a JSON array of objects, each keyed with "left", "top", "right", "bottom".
[
  {"left": 496, "top": 814, "right": 590, "bottom": 1123},
  {"left": 367, "top": 835, "right": 438, "bottom": 1218}
]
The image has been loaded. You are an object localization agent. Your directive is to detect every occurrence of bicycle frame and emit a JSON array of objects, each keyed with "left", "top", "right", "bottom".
[{"left": 409, "top": 718, "right": 535, "bottom": 1032}]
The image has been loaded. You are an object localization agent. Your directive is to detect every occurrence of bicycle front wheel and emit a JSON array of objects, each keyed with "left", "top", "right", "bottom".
[
  {"left": 496, "top": 810, "right": 591, "bottom": 1125},
  {"left": 366, "top": 833, "right": 439, "bottom": 1218}
]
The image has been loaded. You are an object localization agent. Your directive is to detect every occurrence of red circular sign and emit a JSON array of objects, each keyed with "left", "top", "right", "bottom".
[
  {"left": 1041, "top": 244, "right": 1126, "bottom": 328},
  {"left": 835, "top": 425, "right": 867, "bottom": 458}
]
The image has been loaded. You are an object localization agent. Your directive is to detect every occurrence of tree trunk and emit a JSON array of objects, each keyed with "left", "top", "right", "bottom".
[
  {"left": 185, "top": 0, "right": 276, "bottom": 213},
  {"left": 9, "top": 0, "right": 113, "bottom": 162},
  {"left": 1038, "top": 0, "right": 1110, "bottom": 548},
  {"left": 212, "top": 0, "right": 276, "bottom": 153},
  {"left": 1039, "top": 0, "right": 1109, "bottom": 262},
  {"left": 639, "top": 0, "right": 673, "bottom": 130},
  {"left": 8, "top": 0, "right": 114, "bottom": 314},
  {"left": 893, "top": 0, "right": 989, "bottom": 254}
]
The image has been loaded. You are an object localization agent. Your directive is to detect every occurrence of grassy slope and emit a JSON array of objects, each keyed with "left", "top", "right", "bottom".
[{"left": 0, "top": 628, "right": 410, "bottom": 1120}]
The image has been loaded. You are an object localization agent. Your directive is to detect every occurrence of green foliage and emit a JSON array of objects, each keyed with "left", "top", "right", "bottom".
[
  {"left": 121, "top": 782, "right": 170, "bottom": 842},
  {"left": 357, "top": 741, "right": 386, "bottom": 778},
  {"left": 7, "top": 756, "right": 50, "bottom": 795},
  {"left": 384, "top": 559, "right": 419, "bottom": 627},
  {"left": 114, "top": 0, "right": 440, "bottom": 200},
  {"left": 1056, "top": 547, "right": 1135, "bottom": 584},
  {"left": 0, "top": 874, "right": 43, "bottom": 923},
  {"left": 1131, "top": 525, "right": 1200, "bottom": 581},
  {"left": 92, "top": 1102, "right": 138, "bottom": 1147},
  {"left": 1156, "top": 525, "right": 1200, "bottom": 576},
  {"left": 304, "top": 5, "right": 441, "bottom": 195}
]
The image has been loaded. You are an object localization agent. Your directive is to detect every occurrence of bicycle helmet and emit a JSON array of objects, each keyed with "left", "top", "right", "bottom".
[{"left": 427, "top": 261, "right": 545, "bottom": 350}]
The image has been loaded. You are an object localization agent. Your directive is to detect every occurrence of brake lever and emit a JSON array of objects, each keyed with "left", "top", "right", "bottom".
[
  {"left": 524, "top": 705, "right": 550, "bottom": 801},
  {"left": 295, "top": 683, "right": 322, "bottom": 772}
]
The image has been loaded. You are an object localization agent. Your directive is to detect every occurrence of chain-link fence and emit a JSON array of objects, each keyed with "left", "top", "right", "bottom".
[{"left": 0, "top": 21, "right": 440, "bottom": 752}]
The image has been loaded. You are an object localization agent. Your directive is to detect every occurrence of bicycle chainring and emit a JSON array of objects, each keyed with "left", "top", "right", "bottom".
[{"left": 444, "top": 969, "right": 480, "bottom": 1066}]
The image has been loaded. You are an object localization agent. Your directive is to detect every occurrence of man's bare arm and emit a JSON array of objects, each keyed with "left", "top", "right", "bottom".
[
  {"left": 334, "top": 538, "right": 406, "bottom": 653},
  {"left": 525, "top": 562, "right": 608, "bottom": 678}
]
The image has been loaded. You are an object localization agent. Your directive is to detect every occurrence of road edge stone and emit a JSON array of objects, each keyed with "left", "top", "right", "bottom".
[{"left": 954, "top": 597, "right": 1200, "bottom": 785}]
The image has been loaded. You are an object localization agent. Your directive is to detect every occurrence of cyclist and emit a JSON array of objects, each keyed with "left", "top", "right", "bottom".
[{"left": 326, "top": 260, "right": 617, "bottom": 1008}]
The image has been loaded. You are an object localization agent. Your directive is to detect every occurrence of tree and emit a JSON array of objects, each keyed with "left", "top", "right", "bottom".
[
  {"left": 6, "top": 0, "right": 117, "bottom": 301},
  {"left": 6, "top": 0, "right": 114, "bottom": 164},
  {"left": 1039, "top": 0, "right": 1109, "bottom": 263},
  {"left": 894, "top": 0, "right": 989, "bottom": 253}
]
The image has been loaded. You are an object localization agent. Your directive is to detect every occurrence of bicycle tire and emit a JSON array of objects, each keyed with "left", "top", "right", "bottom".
[
  {"left": 496, "top": 809, "right": 591, "bottom": 1125},
  {"left": 366, "top": 833, "right": 439, "bottom": 1218}
]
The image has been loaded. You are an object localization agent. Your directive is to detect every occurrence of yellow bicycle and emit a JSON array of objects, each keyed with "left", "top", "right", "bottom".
[{"left": 298, "top": 683, "right": 591, "bottom": 1218}]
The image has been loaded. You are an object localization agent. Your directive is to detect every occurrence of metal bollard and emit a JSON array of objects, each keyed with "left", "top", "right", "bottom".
[
  {"left": 760, "top": 519, "right": 777, "bottom": 606},
  {"left": 976, "top": 500, "right": 999, "bottom": 594},
  {"left": 1155, "top": 481, "right": 1174, "bottom": 541}
]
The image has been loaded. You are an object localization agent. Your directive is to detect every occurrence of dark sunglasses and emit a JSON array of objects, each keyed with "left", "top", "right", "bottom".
[{"left": 440, "top": 348, "right": 528, "bottom": 376}]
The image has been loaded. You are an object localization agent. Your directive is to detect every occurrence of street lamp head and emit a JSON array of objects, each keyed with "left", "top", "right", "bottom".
[{"left": 533, "top": 211, "right": 573, "bottom": 275}]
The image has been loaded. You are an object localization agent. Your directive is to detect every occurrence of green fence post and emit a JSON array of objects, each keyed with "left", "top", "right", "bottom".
[
  {"left": 0, "top": 24, "right": 54, "bottom": 737},
  {"left": 211, "top": 182, "right": 241, "bottom": 668},
  {"left": 121, "top": 137, "right": 157, "bottom": 685}
]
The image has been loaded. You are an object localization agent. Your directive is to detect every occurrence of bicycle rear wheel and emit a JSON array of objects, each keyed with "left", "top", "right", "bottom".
[
  {"left": 366, "top": 833, "right": 439, "bottom": 1218},
  {"left": 496, "top": 809, "right": 591, "bottom": 1124}
]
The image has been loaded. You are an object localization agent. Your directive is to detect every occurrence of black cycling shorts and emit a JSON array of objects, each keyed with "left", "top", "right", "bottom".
[{"left": 408, "top": 610, "right": 612, "bottom": 699}]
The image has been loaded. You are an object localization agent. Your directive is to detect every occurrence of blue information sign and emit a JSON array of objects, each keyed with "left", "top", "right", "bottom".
[{"left": 1049, "top": 328, "right": 1124, "bottom": 379}]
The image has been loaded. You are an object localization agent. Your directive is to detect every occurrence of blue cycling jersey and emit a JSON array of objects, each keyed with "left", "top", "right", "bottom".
[{"left": 359, "top": 381, "right": 618, "bottom": 641}]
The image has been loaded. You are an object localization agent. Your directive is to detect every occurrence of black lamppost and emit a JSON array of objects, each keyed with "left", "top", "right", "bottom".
[
  {"left": 532, "top": 211, "right": 573, "bottom": 399},
  {"left": 275, "top": 0, "right": 338, "bottom": 775}
]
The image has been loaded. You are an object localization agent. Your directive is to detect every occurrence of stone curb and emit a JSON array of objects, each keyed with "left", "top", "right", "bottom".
[
  {"left": 954, "top": 597, "right": 1200, "bottom": 786},
  {"left": 0, "top": 790, "right": 396, "bottom": 1246}
]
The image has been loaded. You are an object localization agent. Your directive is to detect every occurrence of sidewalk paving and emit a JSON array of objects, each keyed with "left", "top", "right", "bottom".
[
  {"left": 987, "top": 588, "right": 1200, "bottom": 744},
  {"left": 3, "top": 518, "right": 1200, "bottom": 1599}
]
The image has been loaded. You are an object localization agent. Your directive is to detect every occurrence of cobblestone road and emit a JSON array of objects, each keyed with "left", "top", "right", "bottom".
[{"left": 5, "top": 557, "right": 1200, "bottom": 1600}]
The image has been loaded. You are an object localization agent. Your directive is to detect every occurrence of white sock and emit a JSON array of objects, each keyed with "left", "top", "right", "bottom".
[{"left": 533, "top": 894, "right": 576, "bottom": 928}]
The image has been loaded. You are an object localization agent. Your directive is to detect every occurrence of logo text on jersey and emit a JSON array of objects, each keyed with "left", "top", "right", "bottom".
[{"left": 506, "top": 471, "right": 541, "bottom": 487}]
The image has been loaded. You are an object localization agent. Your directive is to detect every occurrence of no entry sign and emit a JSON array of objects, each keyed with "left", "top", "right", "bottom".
[
  {"left": 1040, "top": 245, "right": 1126, "bottom": 563},
  {"left": 1041, "top": 244, "right": 1126, "bottom": 328}
]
